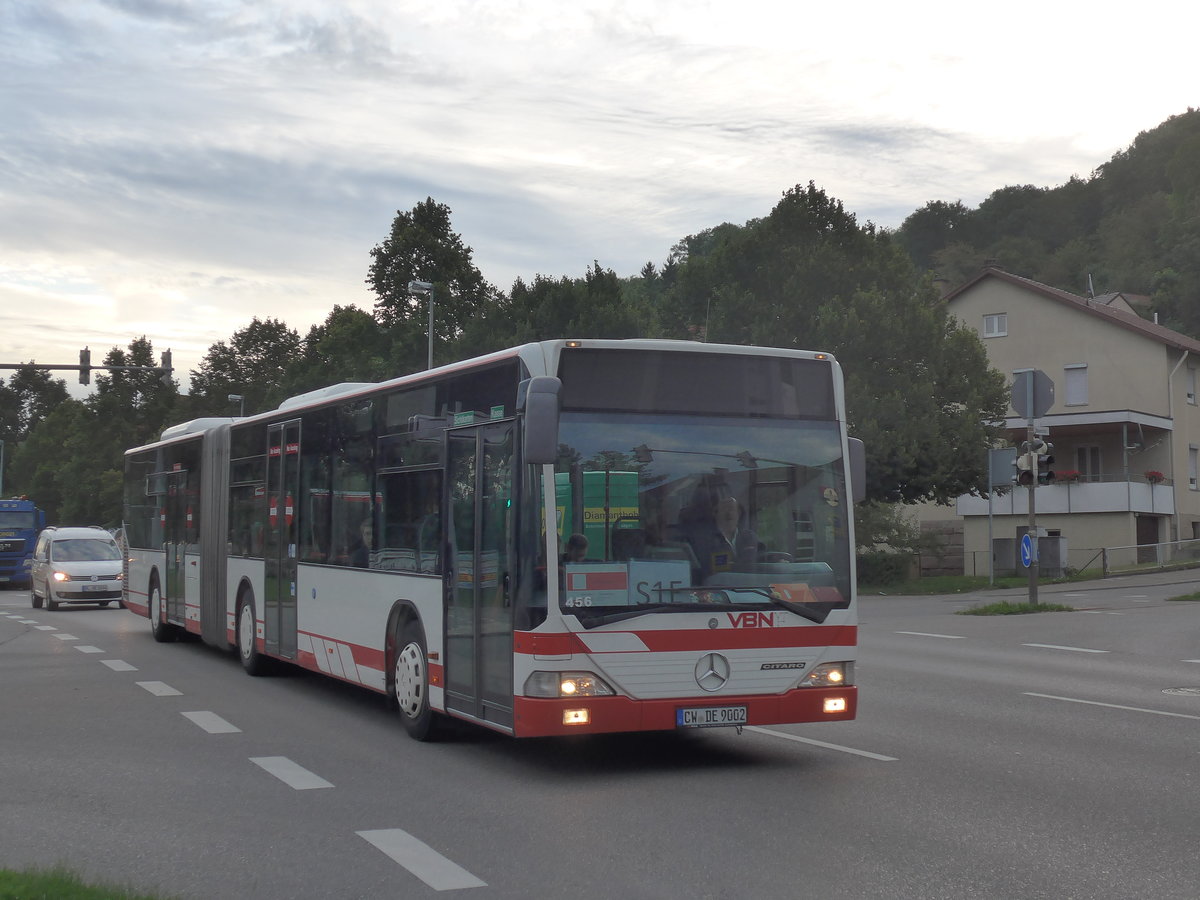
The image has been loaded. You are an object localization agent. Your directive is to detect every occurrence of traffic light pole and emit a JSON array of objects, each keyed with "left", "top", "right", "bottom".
[{"left": 1027, "top": 420, "right": 1039, "bottom": 605}]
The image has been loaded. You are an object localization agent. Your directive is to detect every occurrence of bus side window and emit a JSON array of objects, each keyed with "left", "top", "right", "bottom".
[{"left": 378, "top": 469, "right": 442, "bottom": 573}]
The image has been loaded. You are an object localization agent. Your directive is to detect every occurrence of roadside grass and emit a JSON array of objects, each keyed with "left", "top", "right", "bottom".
[
  {"left": 859, "top": 571, "right": 1097, "bottom": 595},
  {"left": 0, "top": 867, "right": 169, "bottom": 899},
  {"left": 956, "top": 600, "right": 1074, "bottom": 616},
  {"left": 1167, "top": 590, "right": 1200, "bottom": 601}
]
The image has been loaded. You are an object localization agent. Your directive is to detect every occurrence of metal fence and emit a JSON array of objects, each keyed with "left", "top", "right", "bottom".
[{"left": 964, "top": 537, "right": 1200, "bottom": 580}]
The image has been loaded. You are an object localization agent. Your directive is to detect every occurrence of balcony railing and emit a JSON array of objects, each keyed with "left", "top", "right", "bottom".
[{"left": 959, "top": 475, "right": 1175, "bottom": 517}]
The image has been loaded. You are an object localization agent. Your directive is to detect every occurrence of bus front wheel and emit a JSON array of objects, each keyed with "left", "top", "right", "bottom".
[
  {"left": 394, "top": 621, "right": 443, "bottom": 741},
  {"left": 237, "top": 596, "right": 267, "bottom": 676}
]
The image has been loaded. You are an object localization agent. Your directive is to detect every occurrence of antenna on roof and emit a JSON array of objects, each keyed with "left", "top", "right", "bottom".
[{"left": 1087, "top": 273, "right": 1095, "bottom": 299}]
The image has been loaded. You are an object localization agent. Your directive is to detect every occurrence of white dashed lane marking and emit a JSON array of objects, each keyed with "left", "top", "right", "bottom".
[
  {"left": 895, "top": 631, "right": 966, "bottom": 639},
  {"left": 1022, "top": 643, "right": 1108, "bottom": 653},
  {"left": 137, "top": 681, "right": 182, "bottom": 696},
  {"left": 181, "top": 711, "right": 241, "bottom": 734},
  {"left": 358, "top": 829, "right": 487, "bottom": 891},
  {"left": 101, "top": 660, "right": 138, "bottom": 671},
  {"left": 52, "top": 633, "right": 78, "bottom": 641},
  {"left": 74, "top": 645, "right": 105, "bottom": 654},
  {"left": 250, "top": 756, "right": 334, "bottom": 790}
]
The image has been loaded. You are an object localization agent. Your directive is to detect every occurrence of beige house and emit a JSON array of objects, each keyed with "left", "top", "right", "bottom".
[{"left": 929, "top": 266, "right": 1200, "bottom": 575}]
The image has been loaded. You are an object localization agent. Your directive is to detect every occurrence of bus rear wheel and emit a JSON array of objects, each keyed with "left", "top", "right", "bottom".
[
  {"left": 149, "top": 582, "right": 177, "bottom": 642},
  {"left": 237, "top": 596, "right": 267, "bottom": 676},
  {"left": 394, "top": 621, "right": 443, "bottom": 741}
]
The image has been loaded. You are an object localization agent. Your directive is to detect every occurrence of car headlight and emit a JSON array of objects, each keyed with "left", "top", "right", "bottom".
[
  {"left": 52, "top": 571, "right": 68, "bottom": 582},
  {"left": 801, "top": 662, "right": 854, "bottom": 687},
  {"left": 523, "top": 671, "right": 616, "bottom": 698}
]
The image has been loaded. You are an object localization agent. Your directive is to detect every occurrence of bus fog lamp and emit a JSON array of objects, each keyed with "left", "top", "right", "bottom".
[
  {"left": 824, "top": 697, "right": 847, "bottom": 714},
  {"left": 563, "top": 708, "right": 590, "bottom": 725},
  {"left": 523, "top": 671, "right": 615, "bottom": 698}
]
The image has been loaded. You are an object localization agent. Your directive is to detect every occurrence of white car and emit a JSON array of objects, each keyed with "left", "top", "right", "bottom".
[{"left": 30, "top": 526, "right": 124, "bottom": 610}]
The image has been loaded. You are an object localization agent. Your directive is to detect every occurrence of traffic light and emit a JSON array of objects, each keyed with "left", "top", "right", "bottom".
[
  {"left": 78, "top": 347, "right": 91, "bottom": 385},
  {"left": 160, "top": 349, "right": 173, "bottom": 387},
  {"left": 1033, "top": 438, "right": 1055, "bottom": 485},
  {"left": 1013, "top": 449, "right": 1034, "bottom": 486}
]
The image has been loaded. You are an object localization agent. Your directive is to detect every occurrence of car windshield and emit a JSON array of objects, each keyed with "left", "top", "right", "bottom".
[
  {"left": 53, "top": 539, "right": 121, "bottom": 562},
  {"left": 548, "top": 412, "right": 852, "bottom": 627}
]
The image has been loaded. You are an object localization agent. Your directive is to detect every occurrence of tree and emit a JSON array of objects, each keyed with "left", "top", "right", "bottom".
[
  {"left": 658, "top": 183, "right": 1008, "bottom": 504},
  {"left": 282, "top": 305, "right": 400, "bottom": 396},
  {"left": 366, "top": 198, "right": 502, "bottom": 367},
  {"left": 189, "top": 317, "right": 301, "bottom": 417}
]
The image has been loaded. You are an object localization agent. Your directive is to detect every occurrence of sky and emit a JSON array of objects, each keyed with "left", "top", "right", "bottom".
[{"left": 3, "top": 0, "right": 1197, "bottom": 398}]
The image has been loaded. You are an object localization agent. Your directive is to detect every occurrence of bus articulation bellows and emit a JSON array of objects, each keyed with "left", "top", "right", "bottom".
[{"left": 123, "top": 339, "right": 864, "bottom": 740}]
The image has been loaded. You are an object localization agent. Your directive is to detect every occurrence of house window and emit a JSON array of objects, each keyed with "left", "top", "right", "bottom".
[
  {"left": 1188, "top": 368, "right": 1196, "bottom": 405},
  {"left": 1065, "top": 364, "right": 1088, "bottom": 406},
  {"left": 1190, "top": 446, "right": 1198, "bottom": 491},
  {"left": 982, "top": 313, "right": 1007, "bottom": 338},
  {"left": 1076, "top": 445, "right": 1101, "bottom": 483}
]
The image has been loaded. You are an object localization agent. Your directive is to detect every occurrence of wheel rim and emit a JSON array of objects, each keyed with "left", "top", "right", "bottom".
[
  {"left": 395, "top": 641, "right": 426, "bottom": 719},
  {"left": 150, "top": 587, "right": 161, "bottom": 623},
  {"left": 238, "top": 605, "right": 254, "bottom": 661}
]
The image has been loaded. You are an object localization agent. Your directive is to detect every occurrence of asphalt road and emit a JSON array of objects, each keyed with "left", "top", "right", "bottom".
[{"left": 3, "top": 572, "right": 1200, "bottom": 899}]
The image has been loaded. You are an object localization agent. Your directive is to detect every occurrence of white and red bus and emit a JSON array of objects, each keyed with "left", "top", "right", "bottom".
[{"left": 123, "top": 339, "right": 864, "bottom": 740}]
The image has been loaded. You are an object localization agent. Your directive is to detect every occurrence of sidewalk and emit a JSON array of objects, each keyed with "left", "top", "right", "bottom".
[{"left": 977, "top": 565, "right": 1200, "bottom": 599}]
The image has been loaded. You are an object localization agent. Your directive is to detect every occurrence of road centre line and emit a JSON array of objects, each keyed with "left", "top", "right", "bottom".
[
  {"left": 1022, "top": 643, "right": 1108, "bottom": 653},
  {"left": 34, "top": 625, "right": 56, "bottom": 630},
  {"left": 181, "top": 711, "right": 241, "bottom": 734},
  {"left": 74, "top": 645, "right": 105, "bottom": 654},
  {"left": 1184, "top": 659, "right": 1200, "bottom": 664},
  {"left": 250, "top": 756, "right": 334, "bottom": 790},
  {"left": 52, "top": 633, "right": 78, "bottom": 641},
  {"left": 137, "top": 681, "right": 182, "bottom": 696},
  {"left": 357, "top": 828, "right": 487, "bottom": 891},
  {"left": 1025, "top": 692, "right": 1200, "bottom": 721},
  {"left": 101, "top": 659, "right": 138, "bottom": 671},
  {"left": 746, "top": 726, "right": 899, "bottom": 761},
  {"left": 18, "top": 619, "right": 39, "bottom": 625},
  {"left": 895, "top": 631, "right": 966, "bottom": 640}
]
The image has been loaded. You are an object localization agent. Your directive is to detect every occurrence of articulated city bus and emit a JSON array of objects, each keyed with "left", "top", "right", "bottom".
[{"left": 123, "top": 339, "right": 864, "bottom": 740}]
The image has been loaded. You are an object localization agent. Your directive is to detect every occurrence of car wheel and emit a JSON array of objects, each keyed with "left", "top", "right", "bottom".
[
  {"left": 99, "top": 601, "right": 111, "bottom": 608},
  {"left": 237, "top": 595, "right": 267, "bottom": 676},
  {"left": 31, "top": 583, "right": 42, "bottom": 609},
  {"left": 149, "top": 582, "right": 176, "bottom": 643},
  {"left": 45, "top": 590, "right": 58, "bottom": 611},
  {"left": 393, "top": 620, "right": 444, "bottom": 741}
]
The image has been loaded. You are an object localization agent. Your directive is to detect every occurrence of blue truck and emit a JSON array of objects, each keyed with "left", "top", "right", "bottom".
[{"left": 0, "top": 497, "right": 46, "bottom": 589}]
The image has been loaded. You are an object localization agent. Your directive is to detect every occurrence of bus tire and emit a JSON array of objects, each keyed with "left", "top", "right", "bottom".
[
  {"left": 393, "top": 620, "right": 443, "bottom": 741},
  {"left": 237, "top": 595, "right": 267, "bottom": 676},
  {"left": 149, "top": 581, "right": 176, "bottom": 643}
]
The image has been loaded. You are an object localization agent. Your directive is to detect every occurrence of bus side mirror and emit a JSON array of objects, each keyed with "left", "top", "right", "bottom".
[
  {"left": 848, "top": 438, "right": 866, "bottom": 504},
  {"left": 523, "top": 376, "right": 561, "bottom": 465}
]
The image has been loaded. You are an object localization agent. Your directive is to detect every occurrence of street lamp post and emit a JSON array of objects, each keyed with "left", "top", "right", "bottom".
[
  {"left": 408, "top": 280, "right": 435, "bottom": 370},
  {"left": 227, "top": 394, "right": 245, "bottom": 417},
  {"left": 0, "top": 439, "right": 5, "bottom": 496}
]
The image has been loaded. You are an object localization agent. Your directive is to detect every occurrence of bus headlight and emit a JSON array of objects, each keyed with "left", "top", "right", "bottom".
[
  {"left": 801, "top": 662, "right": 854, "bottom": 687},
  {"left": 523, "top": 671, "right": 616, "bottom": 698}
]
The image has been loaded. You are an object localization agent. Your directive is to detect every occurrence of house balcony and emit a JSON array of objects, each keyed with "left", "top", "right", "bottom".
[{"left": 958, "top": 476, "right": 1176, "bottom": 517}]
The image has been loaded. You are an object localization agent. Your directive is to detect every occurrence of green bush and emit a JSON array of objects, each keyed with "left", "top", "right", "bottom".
[{"left": 856, "top": 552, "right": 914, "bottom": 586}]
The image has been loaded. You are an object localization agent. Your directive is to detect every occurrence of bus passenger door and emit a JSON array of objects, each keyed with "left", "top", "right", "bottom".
[
  {"left": 163, "top": 470, "right": 188, "bottom": 624},
  {"left": 265, "top": 421, "right": 301, "bottom": 660},
  {"left": 445, "top": 421, "right": 514, "bottom": 729}
]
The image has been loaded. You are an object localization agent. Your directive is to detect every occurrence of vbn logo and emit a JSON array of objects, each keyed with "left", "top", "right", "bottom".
[{"left": 727, "top": 612, "right": 774, "bottom": 628}]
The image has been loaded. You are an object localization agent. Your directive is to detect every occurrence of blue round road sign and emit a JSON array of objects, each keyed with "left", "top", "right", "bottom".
[{"left": 1020, "top": 533, "right": 1034, "bottom": 568}]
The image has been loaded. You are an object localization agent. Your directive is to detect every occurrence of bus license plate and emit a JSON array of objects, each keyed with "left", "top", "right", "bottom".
[{"left": 677, "top": 706, "right": 747, "bottom": 728}]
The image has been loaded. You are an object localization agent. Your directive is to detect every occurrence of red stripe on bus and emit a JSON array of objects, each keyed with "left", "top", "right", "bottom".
[
  {"left": 512, "top": 686, "right": 857, "bottom": 737},
  {"left": 514, "top": 625, "right": 856, "bottom": 656}
]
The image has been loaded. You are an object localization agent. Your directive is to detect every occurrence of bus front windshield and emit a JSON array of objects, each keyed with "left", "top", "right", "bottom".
[{"left": 551, "top": 413, "right": 852, "bottom": 628}]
